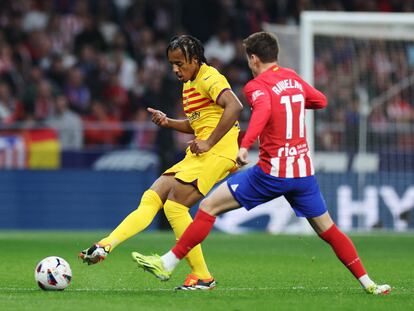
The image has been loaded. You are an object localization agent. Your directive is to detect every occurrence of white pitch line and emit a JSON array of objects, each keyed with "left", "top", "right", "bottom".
[
  {"left": 0, "top": 287, "right": 350, "bottom": 292},
  {"left": 1, "top": 286, "right": 409, "bottom": 293}
]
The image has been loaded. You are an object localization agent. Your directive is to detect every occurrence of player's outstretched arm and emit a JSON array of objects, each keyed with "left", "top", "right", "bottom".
[
  {"left": 147, "top": 107, "right": 194, "bottom": 134},
  {"left": 302, "top": 80, "right": 327, "bottom": 109},
  {"left": 189, "top": 90, "right": 242, "bottom": 155}
]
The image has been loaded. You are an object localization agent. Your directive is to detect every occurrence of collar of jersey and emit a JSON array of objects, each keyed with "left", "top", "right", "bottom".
[
  {"left": 190, "top": 63, "right": 209, "bottom": 83},
  {"left": 256, "top": 64, "right": 279, "bottom": 79}
]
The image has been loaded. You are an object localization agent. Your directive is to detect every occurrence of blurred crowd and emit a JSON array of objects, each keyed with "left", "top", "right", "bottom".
[
  {"left": 0, "top": 0, "right": 413, "bottom": 154},
  {"left": 314, "top": 38, "right": 414, "bottom": 152}
]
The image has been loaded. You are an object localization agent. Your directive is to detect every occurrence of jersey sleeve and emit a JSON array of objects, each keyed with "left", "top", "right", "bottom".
[
  {"left": 240, "top": 80, "right": 271, "bottom": 149},
  {"left": 301, "top": 79, "right": 327, "bottom": 109},
  {"left": 201, "top": 72, "right": 231, "bottom": 103}
]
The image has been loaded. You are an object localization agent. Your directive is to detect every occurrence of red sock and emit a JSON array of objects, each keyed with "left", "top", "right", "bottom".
[
  {"left": 172, "top": 209, "right": 216, "bottom": 259},
  {"left": 319, "top": 224, "right": 367, "bottom": 279}
]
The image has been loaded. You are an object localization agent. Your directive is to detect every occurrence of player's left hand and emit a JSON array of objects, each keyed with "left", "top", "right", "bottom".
[
  {"left": 236, "top": 147, "right": 249, "bottom": 167},
  {"left": 188, "top": 139, "right": 212, "bottom": 155}
]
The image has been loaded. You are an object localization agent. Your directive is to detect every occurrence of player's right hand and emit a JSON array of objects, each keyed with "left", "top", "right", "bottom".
[
  {"left": 147, "top": 107, "right": 168, "bottom": 127},
  {"left": 236, "top": 147, "right": 249, "bottom": 167}
]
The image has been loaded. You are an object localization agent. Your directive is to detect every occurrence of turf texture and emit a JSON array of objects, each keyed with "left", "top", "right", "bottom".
[{"left": 0, "top": 231, "right": 413, "bottom": 311}]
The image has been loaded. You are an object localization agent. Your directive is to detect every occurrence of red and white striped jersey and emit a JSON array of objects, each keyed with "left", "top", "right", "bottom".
[{"left": 241, "top": 65, "right": 327, "bottom": 178}]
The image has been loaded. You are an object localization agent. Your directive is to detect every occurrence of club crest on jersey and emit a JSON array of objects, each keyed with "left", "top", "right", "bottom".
[{"left": 251, "top": 90, "right": 265, "bottom": 102}]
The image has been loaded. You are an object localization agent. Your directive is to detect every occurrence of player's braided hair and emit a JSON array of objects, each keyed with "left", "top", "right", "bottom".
[{"left": 166, "top": 35, "right": 207, "bottom": 64}]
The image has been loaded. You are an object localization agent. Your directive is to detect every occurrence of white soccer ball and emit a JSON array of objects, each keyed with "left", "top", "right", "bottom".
[{"left": 34, "top": 256, "right": 72, "bottom": 290}]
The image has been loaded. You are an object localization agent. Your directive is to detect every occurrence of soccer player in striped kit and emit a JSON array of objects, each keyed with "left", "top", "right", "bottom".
[
  {"left": 80, "top": 35, "right": 243, "bottom": 290},
  {"left": 132, "top": 32, "right": 391, "bottom": 295}
]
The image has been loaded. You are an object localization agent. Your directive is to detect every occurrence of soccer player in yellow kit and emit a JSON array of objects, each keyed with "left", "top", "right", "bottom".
[{"left": 80, "top": 35, "right": 243, "bottom": 290}]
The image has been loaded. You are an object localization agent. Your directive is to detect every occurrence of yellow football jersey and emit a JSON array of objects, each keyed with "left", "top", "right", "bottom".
[{"left": 182, "top": 63, "right": 239, "bottom": 160}]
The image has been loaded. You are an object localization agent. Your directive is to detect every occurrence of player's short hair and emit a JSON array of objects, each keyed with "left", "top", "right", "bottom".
[
  {"left": 243, "top": 32, "right": 279, "bottom": 63},
  {"left": 166, "top": 35, "right": 207, "bottom": 64}
]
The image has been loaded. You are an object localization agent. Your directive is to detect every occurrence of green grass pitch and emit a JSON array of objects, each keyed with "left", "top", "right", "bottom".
[{"left": 1, "top": 231, "right": 413, "bottom": 311}]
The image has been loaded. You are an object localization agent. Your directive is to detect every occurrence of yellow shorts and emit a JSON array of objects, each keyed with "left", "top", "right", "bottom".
[{"left": 163, "top": 151, "right": 235, "bottom": 196}]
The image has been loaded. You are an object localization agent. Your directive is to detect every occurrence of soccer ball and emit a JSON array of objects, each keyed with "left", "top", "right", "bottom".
[{"left": 34, "top": 256, "right": 72, "bottom": 290}]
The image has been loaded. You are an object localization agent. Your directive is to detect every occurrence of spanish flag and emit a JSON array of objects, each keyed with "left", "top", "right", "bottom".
[{"left": 25, "top": 129, "right": 61, "bottom": 169}]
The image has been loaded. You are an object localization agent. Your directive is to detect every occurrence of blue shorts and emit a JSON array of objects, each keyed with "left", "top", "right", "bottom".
[{"left": 227, "top": 165, "right": 327, "bottom": 218}]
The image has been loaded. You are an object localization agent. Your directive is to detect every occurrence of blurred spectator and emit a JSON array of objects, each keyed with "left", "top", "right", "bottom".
[
  {"left": 22, "top": 65, "right": 44, "bottom": 103},
  {"left": 83, "top": 99, "right": 123, "bottom": 147},
  {"left": 130, "top": 67, "right": 147, "bottom": 99},
  {"left": 102, "top": 73, "right": 130, "bottom": 120},
  {"left": 370, "top": 105, "right": 388, "bottom": 133},
  {"left": 141, "top": 39, "right": 168, "bottom": 81},
  {"left": 2, "top": 10, "right": 25, "bottom": 46},
  {"left": 132, "top": 26, "right": 155, "bottom": 63},
  {"left": 47, "top": 54, "right": 67, "bottom": 90},
  {"left": 25, "top": 30, "right": 50, "bottom": 67},
  {"left": 148, "top": 0, "right": 173, "bottom": 36},
  {"left": 36, "top": 79, "right": 55, "bottom": 120},
  {"left": 245, "top": 0, "right": 271, "bottom": 33},
  {"left": 46, "top": 14, "right": 66, "bottom": 54},
  {"left": 386, "top": 94, "right": 414, "bottom": 123},
  {"left": 46, "top": 95, "right": 83, "bottom": 150},
  {"left": 204, "top": 29, "right": 236, "bottom": 66},
  {"left": 0, "top": 81, "right": 22, "bottom": 124},
  {"left": 88, "top": 52, "right": 113, "bottom": 98},
  {"left": 59, "top": 1, "right": 88, "bottom": 50},
  {"left": 0, "top": 0, "right": 411, "bottom": 155},
  {"left": 74, "top": 45, "right": 101, "bottom": 100},
  {"left": 76, "top": 45, "right": 99, "bottom": 81},
  {"left": 63, "top": 67, "right": 91, "bottom": 115},
  {"left": 0, "top": 42, "right": 13, "bottom": 76},
  {"left": 129, "top": 106, "right": 156, "bottom": 150},
  {"left": 74, "top": 15, "right": 106, "bottom": 55},
  {"left": 111, "top": 33, "right": 137, "bottom": 91},
  {"left": 314, "top": 34, "right": 414, "bottom": 152},
  {"left": 22, "top": 4, "right": 48, "bottom": 32}
]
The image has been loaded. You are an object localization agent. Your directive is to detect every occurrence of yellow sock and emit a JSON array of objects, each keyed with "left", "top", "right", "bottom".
[
  {"left": 164, "top": 199, "right": 212, "bottom": 280},
  {"left": 99, "top": 190, "right": 163, "bottom": 251}
]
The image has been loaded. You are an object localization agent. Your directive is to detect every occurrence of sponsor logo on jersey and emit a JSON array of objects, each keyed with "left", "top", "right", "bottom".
[
  {"left": 251, "top": 90, "right": 265, "bottom": 102},
  {"left": 188, "top": 111, "right": 200, "bottom": 121},
  {"left": 277, "top": 143, "right": 309, "bottom": 157}
]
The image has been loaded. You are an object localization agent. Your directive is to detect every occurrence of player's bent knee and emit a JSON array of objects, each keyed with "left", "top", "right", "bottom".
[
  {"left": 163, "top": 200, "right": 188, "bottom": 221},
  {"left": 199, "top": 198, "right": 218, "bottom": 216}
]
